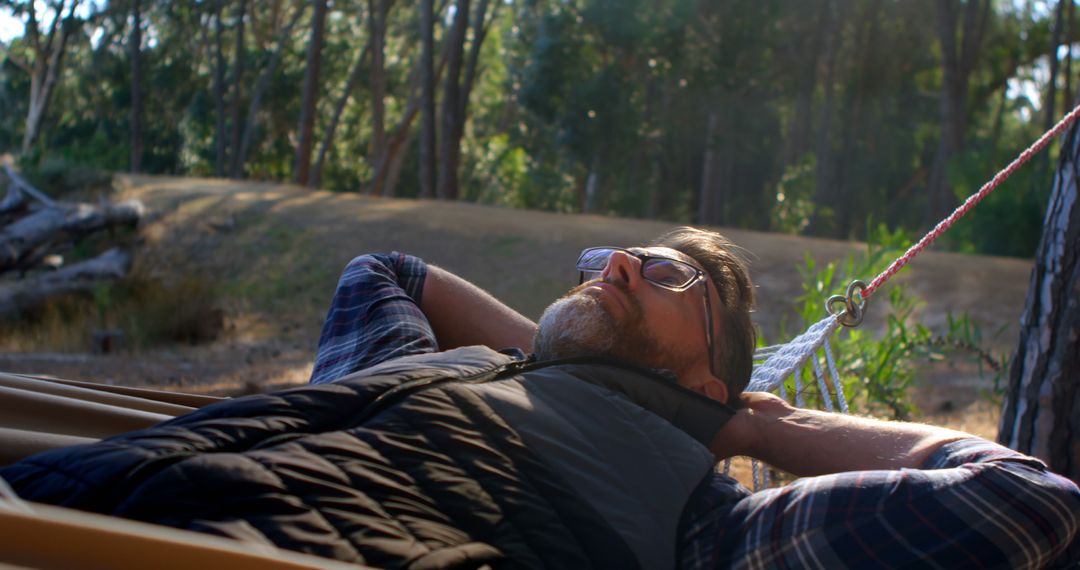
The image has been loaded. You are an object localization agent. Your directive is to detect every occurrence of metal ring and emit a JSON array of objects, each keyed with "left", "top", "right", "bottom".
[{"left": 825, "top": 280, "right": 868, "bottom": 327}]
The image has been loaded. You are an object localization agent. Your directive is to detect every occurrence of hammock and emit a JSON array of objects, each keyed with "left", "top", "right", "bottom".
[{"left": 736, "top": 102, "right": 1080, "bottom": 489}]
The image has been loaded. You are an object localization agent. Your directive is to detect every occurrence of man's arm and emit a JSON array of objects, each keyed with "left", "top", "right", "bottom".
[
  {"left": 694, "top": 393, "right": 1080, "bottom": 568},
  {"left": 711, "top": 392, "right": 970, "bottom": 475},
  {"left": 421, "top": 264, "right": 538, "bottom": 353}
]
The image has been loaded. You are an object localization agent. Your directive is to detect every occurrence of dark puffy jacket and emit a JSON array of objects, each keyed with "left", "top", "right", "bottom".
[{"left": 2, "top": 346, "right": 735, "bottom": 569}]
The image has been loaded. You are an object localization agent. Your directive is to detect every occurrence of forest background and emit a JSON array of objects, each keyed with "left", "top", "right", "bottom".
[{"left": 0, "top": 0, "right": 1072, "bottom": 259}]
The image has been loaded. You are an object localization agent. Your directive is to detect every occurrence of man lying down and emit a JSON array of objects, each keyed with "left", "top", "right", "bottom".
[{"left": 3, "top": 227, "right": 1078, "bottom": 569}]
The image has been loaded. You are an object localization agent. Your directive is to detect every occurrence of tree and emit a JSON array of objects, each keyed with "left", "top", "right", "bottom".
[
  {"left": 235, "top": 2, "right": 307, "bottom": 178},
  {"left": 418, "top": 0, "right": 437, "bottom": 199},
  {"left": 926, "top": 0, "right": 989, "bottom": 226},
  {"left": 227, "top": 0, "right": 248, "bottom": 179},
  {"left": 998, "top": 116, "right": 1080, "bottom": 483},
  {"left": 129, "top": 0, "right": 143, "bottom": 173},
  {"left": 293, "top": 0, "right": 327, "bottom": 187},
  {"left": 213, "top": 0, "right": 228, "bottom": 177},
  {"left": 5, "top": 0, "right": 86, "bottom": 154},
  {"left": 368, "top": 0, "right": 388, "bottom": 176}
]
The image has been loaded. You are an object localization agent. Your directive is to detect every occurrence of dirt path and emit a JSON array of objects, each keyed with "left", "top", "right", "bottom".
[{"left": 0, "top": 175, "right": 1032, "bottom": 438}]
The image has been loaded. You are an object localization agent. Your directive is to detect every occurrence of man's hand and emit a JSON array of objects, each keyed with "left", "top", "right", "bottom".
[
  {"left": 710, "top": 392, "right": 972, "bottom": 476},
  {"left": 421, "top": 265, "right": 538, "bottom": 352}
]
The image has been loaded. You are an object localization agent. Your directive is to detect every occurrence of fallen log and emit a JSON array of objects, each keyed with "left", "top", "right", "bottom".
[
  {"left": 0, "top": 158, "right": 55, "bottom": 207},
  {"left": 0, "top": 200, "right": 144, "bottom": 274},
  {"left": 0, "top": 247, "right": 133, "bottom": 319},
  {"left": 0, "top": 179, "right": 27, "bottom": 214}
]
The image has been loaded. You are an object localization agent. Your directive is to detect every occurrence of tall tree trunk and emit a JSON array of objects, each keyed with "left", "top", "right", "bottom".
[
  {"left": 1065, "top": 0, "right": 1075, "bottom": 109},
  {"left": 697, "top": 108, "right": 721, "bottom": 225},
  {"left": 19, "top": 1, "right": 81, "bottom": 154},
  {"left": 213, "top": 0, "right": 228, "bottom": 177},
  {"left": 1039, "top": 0, "right": 1069, "bottom": 184},
  {"left": 228, "top": 0, "right": 248, "bottom": 179},
  {"left": 781, "top": 2, "right": 828, "bottom": 169},
  {"left": 235, "top": 4, "right": 308, "bottom": 178},
  {"left": 294, "top": 0, "right": 328, "bottom": 187},
  {"left": 1046, "top": 0, "right": 1067, "bottom": 133},
  {"left": 418, "top": 0, "right": 437, "bottom": 199},
  {"left": 369, "top": 19, "right": 453, "bottom": 197},
  {"left": 368, "top": 0, "right": 388, "bottom": 172},
  {"left": 313, "top": 39, "right": 372, "bottom": 189},
  {"left": 129, "top": 0, "right": 143, "bottom": 173},
  {"left": 807, "top": 0, "right": 843, "bottom": 236},
  {"left": 436, "top": 0, "right": 470, "bottom": 200},
  {"left": 999, "top": 116, "right": 1080, "bottom": 484},
  {"left": 926, "top": 0, "right": 989, "bottom": 226},
  {"left": 583, "top": 156, "right": 600, "bottom": 214},
  {"left": 833, "top": 0, "right": 881, "bottom": 239},
  {"left": 435, "top": 0, "right": 495, "bottom": 201}
]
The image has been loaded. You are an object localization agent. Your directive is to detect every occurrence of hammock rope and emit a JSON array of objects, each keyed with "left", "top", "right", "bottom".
[{"left": 741, "top": 103, "right": 1080, "bottom": 488}]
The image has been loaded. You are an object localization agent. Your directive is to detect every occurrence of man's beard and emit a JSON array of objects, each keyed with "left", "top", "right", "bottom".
[{"left": 533, "top": 281, "right": 682, "bottom": 372}]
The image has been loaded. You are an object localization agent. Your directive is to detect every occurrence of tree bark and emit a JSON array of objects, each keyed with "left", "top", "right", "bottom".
[
  {"left": 419, "top": 0, "right": 438, "bottom": 199},
  {"left": 129, "top": 0, "right": 143, "bottom": 174},
  {"left": 999, "top": 116, "right": 1080, "bottom": 484},
  {"left": 228, "top": 0, "right": 248, "bottom": 179},
  {"left": 436, "top": 0, "right": 495, "bottom": 201},
  {"left": 0, "top": 248, "right": 134, "bottom": 320},
  {"left": 435, "top": 0, "right": 470, "bottom": 200},
  {"left": 368, "top": 0, "right": 388, "bottom": 171},
  {"left": 213, "top": 0, "right": 228, "bottom": 177},
  {"left": 293, "top": 0, "right": 328, "bottom": 187},
  {"left": 697, "top": 108, "right": 721, "bottom": 225}
]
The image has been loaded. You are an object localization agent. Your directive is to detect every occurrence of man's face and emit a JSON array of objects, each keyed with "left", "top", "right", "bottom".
[{"left": 534, "top": 246, "right": 715, "bottom": 379}]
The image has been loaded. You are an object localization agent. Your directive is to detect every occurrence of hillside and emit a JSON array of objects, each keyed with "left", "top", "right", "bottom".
[{"left": 0, "top": 175, "right": 1032, "bottom": 438}]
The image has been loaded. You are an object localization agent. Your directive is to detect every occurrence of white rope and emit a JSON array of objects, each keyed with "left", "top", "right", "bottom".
[
  {"left": 793, "top": 368, "right": 806, "bottom": 408},
  {"left": 812, "top": 356, "right": 835, "bottom": 413},
  {"left": 824, "top": 338, "right": 848, "bottom": 414}
]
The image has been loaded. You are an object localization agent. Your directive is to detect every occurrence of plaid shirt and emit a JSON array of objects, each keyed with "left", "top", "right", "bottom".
[{"left": 311, "top": 253, "right": 1080, "bottom": 568}]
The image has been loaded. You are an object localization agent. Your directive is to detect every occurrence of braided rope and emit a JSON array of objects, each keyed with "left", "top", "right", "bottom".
[{"left": 864, "top": 103, "right": 1080, "bottom": 298}]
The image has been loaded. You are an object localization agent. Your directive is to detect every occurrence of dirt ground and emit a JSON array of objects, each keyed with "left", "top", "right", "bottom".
[{"left": 0, "top": 175, "right": 1033, "bottom": 440}]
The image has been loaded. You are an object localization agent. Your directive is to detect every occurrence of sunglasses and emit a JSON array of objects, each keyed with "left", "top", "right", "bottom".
[
  {"left": 574, "top": 246, "right": 721, "bottom": 387},
  {"left": 576, "top": 247, "right": 706, "bottom": 291}
]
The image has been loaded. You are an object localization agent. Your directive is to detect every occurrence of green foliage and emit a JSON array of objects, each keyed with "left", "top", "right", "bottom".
[
  {"left": 19, "top": 154, "right": 114, "bottom": 198},
  {"left": 781, "top": 225, "right": 998, "bottom": 419},
  {"left": 771, "top": 154, "right": 817, "bottom": 234},
  {"left": 0, "top": 0, "right": 1063, "bottom": 256}
]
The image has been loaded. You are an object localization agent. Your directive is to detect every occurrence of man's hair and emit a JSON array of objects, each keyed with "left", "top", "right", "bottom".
[{"left": 649, "top": 227, "right": 755, "bottom": 401}]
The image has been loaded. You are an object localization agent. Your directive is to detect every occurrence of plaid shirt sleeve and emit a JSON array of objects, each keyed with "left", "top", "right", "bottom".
[
  {"left": 680, "top": 438, "right": 1080, "bottom": 569},
  {"left": 309, "top": 252, "right": 437, "bottom": 385}
]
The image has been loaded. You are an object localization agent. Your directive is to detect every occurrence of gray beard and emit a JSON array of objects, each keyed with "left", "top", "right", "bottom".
[
  {"left": 533, "top": 292, "right": 617, "bottom": 360},
  {"left": 533, "top": 284, "right": 676, "bottom": 371}
]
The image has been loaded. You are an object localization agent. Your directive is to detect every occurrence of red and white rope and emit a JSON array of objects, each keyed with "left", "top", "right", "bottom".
[{"left": 863, "top": 103, "right": 1080, "bottom": 298}]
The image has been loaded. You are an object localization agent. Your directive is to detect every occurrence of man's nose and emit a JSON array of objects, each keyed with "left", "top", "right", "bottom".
[{"left": 601, "top": 251, "right": 641, "bottom": 290}]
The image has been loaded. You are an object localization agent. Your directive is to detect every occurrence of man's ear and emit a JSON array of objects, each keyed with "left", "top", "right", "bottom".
[{"left": 698, "top": 378, "right": 729, "bottom": 404}]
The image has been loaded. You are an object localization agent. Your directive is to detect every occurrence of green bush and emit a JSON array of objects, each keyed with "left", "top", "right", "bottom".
[{"left": 19, "top": 154, "right": 114, "bottom": 199}]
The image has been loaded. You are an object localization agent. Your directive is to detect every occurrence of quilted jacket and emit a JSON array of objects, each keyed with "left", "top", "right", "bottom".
[{"left": 2, "top": 346, "right": 735, "bottom": 569}]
